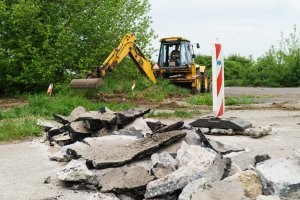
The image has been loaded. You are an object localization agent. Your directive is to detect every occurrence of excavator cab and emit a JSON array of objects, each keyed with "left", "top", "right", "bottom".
[
  {"left": 158, "top": 38, "right": 195, "bottom": 68},
  {"left": 156, "top": 37, "right": 209, "bottom": 94}
]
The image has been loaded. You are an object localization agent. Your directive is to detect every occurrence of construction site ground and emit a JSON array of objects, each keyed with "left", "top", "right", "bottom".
[{"left": 0, "top": 87, "right": 299, "bottom": 199}]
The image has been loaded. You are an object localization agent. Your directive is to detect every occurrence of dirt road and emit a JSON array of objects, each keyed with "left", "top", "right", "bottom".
[
  {"left": 0, "top": 87, "right": 299, "bottom": 200},
  {"left": 226, "top": 87, "right": 300, "bottom": 103}
]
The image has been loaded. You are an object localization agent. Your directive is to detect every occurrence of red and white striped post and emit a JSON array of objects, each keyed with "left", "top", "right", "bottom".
[{"left": 212, "top": 43, "right": 225, "bottom": 118}]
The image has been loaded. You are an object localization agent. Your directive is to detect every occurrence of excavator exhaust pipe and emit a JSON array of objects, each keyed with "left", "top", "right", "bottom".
[{"left": 70, "top": 78, "right": 103, "bottom": 89}]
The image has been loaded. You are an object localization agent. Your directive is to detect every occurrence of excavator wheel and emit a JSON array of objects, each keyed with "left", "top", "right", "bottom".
[
  {"left": 200, "top": 70, "right": 210, "bottom": 93},
  {"left": 192, "top": 69, "right": 201, "bottom": 94}
]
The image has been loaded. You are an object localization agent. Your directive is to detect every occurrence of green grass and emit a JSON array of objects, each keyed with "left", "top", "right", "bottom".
[
  {"left": 145, "top": 110, "right": 202, "bottom": 119},
  {"left": 189, "top": 94, "right": 213, "bottom": 106},
  {"left": 94, "top": 60, "right": 190, "bottom": 102},
  {"left": 189, "top": 94, "right": 255, "bottom": 106},
  {"left": 0, "top": 118, "right": 43, "bottom": 141},
  {"left": 0, "top": 92, "right": 135, "bottom": 120},
  {"left": 0, "top": 92, "right": 135, "bottom": 141},
  {"left": 225, "top": 95, "right": 256, "bottom": 105}
]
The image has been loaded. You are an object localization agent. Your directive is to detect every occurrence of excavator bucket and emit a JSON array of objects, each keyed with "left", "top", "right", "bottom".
[{"left": 70, "top": 78, "right": 103, "bottom": 89}]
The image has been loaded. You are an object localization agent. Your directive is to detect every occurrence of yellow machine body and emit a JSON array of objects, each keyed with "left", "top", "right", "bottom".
[{"left": 70, "top": 34, "right": 209, "bottom": 93}]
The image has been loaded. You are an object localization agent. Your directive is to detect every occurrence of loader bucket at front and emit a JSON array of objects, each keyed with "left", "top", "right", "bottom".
[{"left": 70, "top": 78, "right": 103, "bottom": 89}]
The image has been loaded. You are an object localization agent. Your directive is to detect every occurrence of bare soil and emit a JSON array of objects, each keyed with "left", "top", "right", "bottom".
[
  {"left": 0, "top": 87, "right": 300, "bottom": 200},
  {"left": 0, "top": 98, "right": 26, "bottom": 110}
]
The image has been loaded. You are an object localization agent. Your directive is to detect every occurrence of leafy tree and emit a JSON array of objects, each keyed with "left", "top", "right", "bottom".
[
  {"left": 0, "top": 0, "right": 155, "bottom": 94},
  {"left": 254, "top": 25, "right": 300, "bottom": 87}
]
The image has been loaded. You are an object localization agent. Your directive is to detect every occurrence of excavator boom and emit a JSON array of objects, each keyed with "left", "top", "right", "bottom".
[{"left": 70, "top": 33, "right": 156, "bottom": 89}]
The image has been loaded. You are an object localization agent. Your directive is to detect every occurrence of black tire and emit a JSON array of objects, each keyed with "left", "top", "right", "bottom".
[{"left": 200, "top": 70, "right": 209, "bottom": 93}]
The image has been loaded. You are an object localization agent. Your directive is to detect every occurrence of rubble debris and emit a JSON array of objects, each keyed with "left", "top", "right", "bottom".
[
  {"left": 98, "top": 107, "right": 114, "bottom": 114},
  {"left": 68, "top": 106, "right": 88, "bottom": 121},
  {"left": 112, "top": 129, "right": 144, "bottom": 139},
  {"left": 196, "top": 129, "right": 244, "bottom": 155},
  {"left": 75, "top": 111, "right": 118, "bottom": 130},
  {"left": 197, "top": 126, "right": 272, "bottom": 138},
  {"left": 176, "top": 141, "right": 215, "bottom": 168},
  {"left": 67, "top": 121, "right": 94, "bottom": 141},
  {"left": 98, "top": 166, "right": 154, "bottom": 196},
  {"left": 144, "top": 142, "right": 228, "bottom": 198},
  {"left": 49, "top": 146, "right": 71, "bottom": 162},
  {"left": 53, "top": 114, "right": 70, "bottom": 125},
  {"left": 92, "top": 193, "right": 120, "bottom": 200},
  {"left": 116, "top": 108, "right": 151, "bottom": 127},
  {"left": 57, "top": 158, "right": 92, "bottom": 182},
  {"left": 36, "top": 119, "right": 63, "bottom": 131},
  {"left": 255, "top": 154, "right": 271, "bottom": 164},
  {"left": 225, "top": 170, "right": 262, "bottom": 198},
  {"left": 123, "top": 117, "right": 151, "bottom": 136},
  {"left": 53, "top": 106, "right": 88, "bottom": 124},
  {"left": 47, "top": 127, "right": 65, "bottom": 139},
  {"left": 117, "top": 194, "right": 135, "bottom": 200},
  {"left": 65, "top": 131, "right": 186, "bottom": 169},
  {"left": 256, "top": 157, "right": 300, "bottom": 196},
  {"left": 52, "top": 132, "right": 72, "bottom": 146},
  {"left": 191, "top": 180, "right": 249, "bottom": 200},
  {"left": 227, "top": 163, "right": 242, "bottom": 177},
  {"left": 151, "top": 152, "right": 177, "bottom": 170},
  {"left": 243, "top": 126, "right": 272, "bottom": 138},
  {"left": 145, "top": 165, "right": 207, "bottom": 199},
  {"left": 178, "top": 178, "right": 207, "bottom": 200},
  {"left": 191, "top": 170, "right": 262, "bottom": 200},
  {"left": 256, "top": 195, "right": 281, "bottom": 200},
  {"left": 190, "top": 117, "right": 252, "bottom": 131},
  {"left": 42, "top": 106, "right": 289, "bottom": 199},
  {"left": 189, "top": 117, "right": 270, "bottom": 138},
  {"left": 154, "top": 121, "right": 184, "bottom": 133},
  {"left": 42, "top": 107, "right": 153, "bottom": 146},
  {"left": 51, "top": 135, "right": 137, "bottom": 163},
  {"left": 225, "top": 151, "right": 257, "bottom": 170},
  {"left": 151, "top": 152, "right": 178, "bottom": 179},
  {"left": 209, "top": 128, "right": 234, "bottom": 135},
  {"left": 146, "top": 121, "right": 167, "bottom": 132}
]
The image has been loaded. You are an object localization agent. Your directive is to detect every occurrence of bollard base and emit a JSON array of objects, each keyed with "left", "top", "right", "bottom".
[{"left": 189, "top": 117, "right": 252, "bottom": 131}]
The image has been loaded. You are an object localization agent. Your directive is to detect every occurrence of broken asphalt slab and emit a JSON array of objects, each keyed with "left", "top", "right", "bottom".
[
  {"left": 190, "top": 117, "right": 252, "bottom": 131},
  {"left": 196, "top": 128, "right": 245, "bottom": 155},
  {"left": 115, "top": 108, "right": 151, "bottom": 127},
  {"left": 57, "top": 158, "right": 92, "bottom": 182},
  {"left": 255, "top": 156, "right": 300, "bottom": 197},
  {"left": 61, "top": 131, "right": 186, "bottom": 169},
  {"left": 191, "top": 170, "right": 262, "bottom": 200},
  {"left": 98, "top": 166, "right": 154, "bottom": 195}
]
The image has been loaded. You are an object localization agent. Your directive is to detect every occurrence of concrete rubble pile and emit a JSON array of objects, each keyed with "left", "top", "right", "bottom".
[
  {"left": 189, "top": 117, "right": 273, "bottom": 138},
  {"left": 196, "top": 126, "right": 272, "bottom": 138},
  {"left": 37, "top": 106, "right": 299, "bottom": 200}
]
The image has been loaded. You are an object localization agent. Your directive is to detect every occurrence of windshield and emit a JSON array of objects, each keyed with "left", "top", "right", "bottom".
[{"left": 158, "top": 41, "right": 193, "bottom": 67}]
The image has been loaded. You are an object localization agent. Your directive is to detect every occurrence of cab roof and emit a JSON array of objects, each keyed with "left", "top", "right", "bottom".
[{"left": 160, "top": 37, "right": 190, "bottom": 43}]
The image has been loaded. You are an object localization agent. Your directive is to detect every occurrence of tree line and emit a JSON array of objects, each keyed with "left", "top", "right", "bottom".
[
  {"left": 0, "top": 0, "right": 299, "bottom": 95},
  {"left": 196, "top": 25, "right": 300, "bottom": 87},
  {"left": 0, "top": 0, "right": 154, "bottom": 94}
]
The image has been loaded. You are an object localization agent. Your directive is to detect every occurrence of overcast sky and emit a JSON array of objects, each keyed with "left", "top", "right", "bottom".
[{"left": 148, "top": 0, "right": 300, "bottom": 59}]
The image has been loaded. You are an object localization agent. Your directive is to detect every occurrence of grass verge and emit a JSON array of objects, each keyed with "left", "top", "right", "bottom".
[
  {"left": 145, "top": 110, "right": 202, "bottom": 119},
  {"left": 189, "top": 94, "right": 255, "bottom": 106},
  {"left": 0, "top": 92, "right": 135, "bottom": 141},
  {"left": 0, "top": 118, "right": 42, "bottom": 141}
]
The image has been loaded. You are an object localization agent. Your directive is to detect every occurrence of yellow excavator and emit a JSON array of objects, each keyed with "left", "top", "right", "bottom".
[{"left": 70, "top": 33, "right": 209, "bottom": 94}]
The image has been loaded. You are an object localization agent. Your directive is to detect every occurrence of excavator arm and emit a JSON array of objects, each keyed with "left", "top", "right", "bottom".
[{"left": 70, "top": 33, "right": 156, "bottom": 89}]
